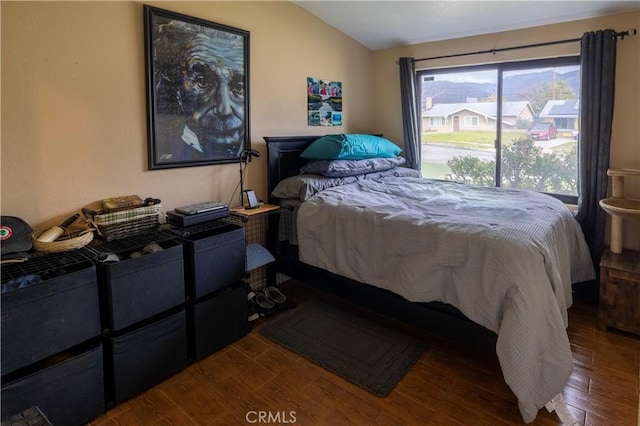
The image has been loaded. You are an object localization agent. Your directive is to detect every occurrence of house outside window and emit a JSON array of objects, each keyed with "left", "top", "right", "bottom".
[{"left": 418, "top": 57, "right": 580, "bottom": 203}]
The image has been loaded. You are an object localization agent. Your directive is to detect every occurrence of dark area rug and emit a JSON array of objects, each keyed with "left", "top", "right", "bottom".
[{"left": 260, "top": 299, "right": 427, "bottom": 396}]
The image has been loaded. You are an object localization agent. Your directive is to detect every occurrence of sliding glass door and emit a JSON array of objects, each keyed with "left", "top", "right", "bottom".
[{"left": 418, "top": 57, "right": 580, "bottom": 202}]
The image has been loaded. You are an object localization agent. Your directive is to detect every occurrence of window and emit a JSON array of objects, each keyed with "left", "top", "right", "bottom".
[
  {"left": 464, "top": 116, "right": 479, "bottom": 127},
  {"left": 418, "top": 57, "right": 580, "bottom": 203}
]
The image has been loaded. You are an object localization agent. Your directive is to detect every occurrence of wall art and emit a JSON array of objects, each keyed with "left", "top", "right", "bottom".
[
  {"left": 307, "top": 77, "right": 342, "bottom": 126},
  {"left": 145, "top": 6, "right": 250, "bottom": 169}
]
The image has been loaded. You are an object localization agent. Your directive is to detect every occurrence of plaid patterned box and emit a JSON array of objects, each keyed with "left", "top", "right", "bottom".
[{"left": 83, "top": 204, "right": 162, "bottom": 240}]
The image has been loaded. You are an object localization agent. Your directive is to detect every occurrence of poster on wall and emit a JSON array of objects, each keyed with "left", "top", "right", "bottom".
[
  {"left": 144, "top": 6, "right": 250, "bottom": 170},
  {"left": 307, "top": 77, "right": 342, "bottom": 126}
]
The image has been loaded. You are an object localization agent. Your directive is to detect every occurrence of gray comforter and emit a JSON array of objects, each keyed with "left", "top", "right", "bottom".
[{"left": 296, "top": 176, "right": 595, "bottom": 423}]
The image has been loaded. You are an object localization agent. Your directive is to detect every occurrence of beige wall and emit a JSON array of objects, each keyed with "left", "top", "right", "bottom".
[
  {"left": 1, "top": 1, "right": 374, "bottom": 230},
  {"left": 374, "top": 11, "right": 640, "bottom": 250}
]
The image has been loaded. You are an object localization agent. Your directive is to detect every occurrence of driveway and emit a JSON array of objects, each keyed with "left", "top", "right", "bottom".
[{"left": 535, "top": 137, "right": 574, "bottom": 150}]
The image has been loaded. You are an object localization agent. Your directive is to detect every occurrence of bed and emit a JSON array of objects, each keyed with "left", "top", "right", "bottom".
[{"left": 263, "top": 135, "right": 595, "bottom": 423}]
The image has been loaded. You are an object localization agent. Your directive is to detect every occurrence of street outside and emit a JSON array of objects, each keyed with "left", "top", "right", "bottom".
[{"left": 423, "top": 136, "right": 574, "bottom": 165}]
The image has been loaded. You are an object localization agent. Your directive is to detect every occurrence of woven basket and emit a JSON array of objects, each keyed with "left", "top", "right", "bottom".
[
  {"left": 83, "top": 203, "right": 162, "bottom": 241},
  {"left": 32, "top": 226, "right": 94, "bottom": 253}
]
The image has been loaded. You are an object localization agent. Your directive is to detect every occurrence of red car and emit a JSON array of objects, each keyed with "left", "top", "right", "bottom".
[{"left": 528, "top": 123, "right": 557, "bottom": 140}]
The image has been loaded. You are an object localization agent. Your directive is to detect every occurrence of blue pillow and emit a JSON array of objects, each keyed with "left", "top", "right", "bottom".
[{"left": 301, "top": 134, "right": 402, "bottom": 160}]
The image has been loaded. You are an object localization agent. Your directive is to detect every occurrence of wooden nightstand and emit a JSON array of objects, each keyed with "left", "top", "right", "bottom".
[
  {"left": 230, "top": 203, "right": 281, "bottom": 217},
  {"left": 599, "top": 249, "right": 640, "bottom": 336}
]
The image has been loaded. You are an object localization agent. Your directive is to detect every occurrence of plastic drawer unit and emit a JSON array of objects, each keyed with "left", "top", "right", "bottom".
[
  {"left": 182, "top": 223, "right": 245, "bottom": 299},
  {"left": 1, "top": 262, "right": 101, "bottom": 376},
  {"left": 105, "top": 308, "right": 188, "bottom": 404},
  {"left": 96, "top": 240, "right": 185, "bottom": 332},
  {"left": 1, "top": 342, "right": 105, "bottom": 426},
  {"left": 189, "top": 282, "right": 250, "bottom": 360}
]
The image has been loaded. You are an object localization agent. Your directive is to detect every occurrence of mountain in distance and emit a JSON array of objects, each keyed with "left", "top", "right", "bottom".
[
  {"left": 423, "top": 81, "right": 494, "bottom": 104},
  {"left": 423, "top": 69, "right": 580, "bottom": 105}
]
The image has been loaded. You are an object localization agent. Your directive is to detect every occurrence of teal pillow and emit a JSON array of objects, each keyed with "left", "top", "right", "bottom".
[
  {"left": 301, "top": 134, "right": 402, "bottom": 160},
  {"left": 300, "top": 134, "right": 344, "bottom": 160}
]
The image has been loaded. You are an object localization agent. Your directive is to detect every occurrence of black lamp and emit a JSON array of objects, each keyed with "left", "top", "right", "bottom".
[{"left": 239, "top": 149, "right": 260, "bottom": 209}]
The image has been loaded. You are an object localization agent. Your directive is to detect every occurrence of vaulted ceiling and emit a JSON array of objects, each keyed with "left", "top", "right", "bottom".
[{"left": 293, "top": 1, "right": 640, "bottom": 50}]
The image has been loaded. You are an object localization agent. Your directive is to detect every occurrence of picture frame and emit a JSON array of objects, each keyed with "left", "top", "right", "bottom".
[{"left": 144, "top": 6, "right": 250, "bottom": 170}]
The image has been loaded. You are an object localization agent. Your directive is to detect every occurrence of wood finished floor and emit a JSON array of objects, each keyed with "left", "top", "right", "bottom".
[{"left": 90, "top": 281, "right": 640, "bottom": 425}]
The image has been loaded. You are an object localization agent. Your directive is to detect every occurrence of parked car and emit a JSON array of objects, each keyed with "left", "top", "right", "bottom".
[{"left": 528, "top": 123, "right": 557, "bottom": 140}]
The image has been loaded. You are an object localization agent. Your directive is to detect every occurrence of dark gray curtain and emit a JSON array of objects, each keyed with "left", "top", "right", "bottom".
[
  {"left": 573, "top": 30, "right": 616, "bottom": 302},
  {"left": 575, "top": 29, "right": 617, "bottom": 268},
  {"left": 399, "top": 57, "right": 421, "bottom": 170}
]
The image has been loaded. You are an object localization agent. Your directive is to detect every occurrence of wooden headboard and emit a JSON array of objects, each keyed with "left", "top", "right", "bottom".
[{"left": 263, "top": 136, "right": 319, "bottom": 203}]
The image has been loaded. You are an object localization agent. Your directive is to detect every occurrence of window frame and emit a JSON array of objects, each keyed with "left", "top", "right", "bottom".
[
  {"left": 417, "top": 56, "right": 581, "bottom": 204},
  {"left": 463, "top": 116, "right": 479, "bottom": 127},
  {"left": 429, "top": 117, "right": 446, "bottom": 126}
]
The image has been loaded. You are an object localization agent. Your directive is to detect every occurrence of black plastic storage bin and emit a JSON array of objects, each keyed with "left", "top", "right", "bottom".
[
  {"left": 105, "top": 308, "right": 188, "bottom": 404},
  {"left": 189, "top": 282, "right": 250, "bottom": 361},
  {"left": 97, "top": 241, "right": 185, "bottom": 332},
  {"left": 1, "top": 342, "right": 105, "bottom": 426},
  {"left": 182, "top": 223, "right": 245, "bottom": 299},
  {"left": 1, "top": 263, "right": 100, "bottom": 376}
]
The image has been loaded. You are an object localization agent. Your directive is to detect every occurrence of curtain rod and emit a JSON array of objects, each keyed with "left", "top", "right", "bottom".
[{"left": 412, "top": 29, "right": 636, "bottom": 63}]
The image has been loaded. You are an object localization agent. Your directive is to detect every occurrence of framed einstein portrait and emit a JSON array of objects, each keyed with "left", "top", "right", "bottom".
[{"left": 144, "top": 6, "right": 250, "bottom": 169}]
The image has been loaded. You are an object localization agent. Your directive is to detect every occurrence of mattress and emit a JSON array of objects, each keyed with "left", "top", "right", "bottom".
[{"left": 296, "top": 176, "right": 595, "bottom": 423}]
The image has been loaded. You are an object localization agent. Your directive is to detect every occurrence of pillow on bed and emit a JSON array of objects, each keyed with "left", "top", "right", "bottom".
[
  {"left": 272, "top": 174, "right": 359, "bottom": 201},
  {"left": 272, "top": 167, "right": 420, "bottom": 201},
  {"left": 300, "top": 156, "right": 406, "bottom": 177},
  {"left": 300, "top": 134, "right": 402, "bottom": 160}
]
